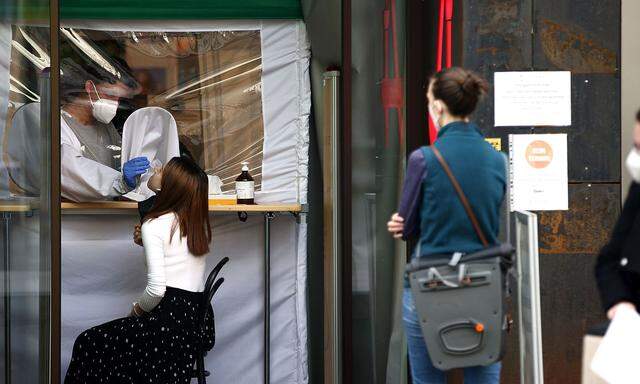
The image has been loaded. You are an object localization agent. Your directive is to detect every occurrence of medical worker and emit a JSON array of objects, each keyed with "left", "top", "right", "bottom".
[{"left": 61, "top": 64, "right": 149, "bottom": 201}]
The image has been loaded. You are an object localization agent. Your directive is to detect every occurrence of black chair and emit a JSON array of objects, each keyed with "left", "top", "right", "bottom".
[{"left": 193, "top": 256, "right": 229, "bottom": 384}]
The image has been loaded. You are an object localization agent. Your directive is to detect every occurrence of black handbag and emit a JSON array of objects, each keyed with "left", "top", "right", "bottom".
[{"left": 406, "top": 146, "right": 515, "bottom": 370}]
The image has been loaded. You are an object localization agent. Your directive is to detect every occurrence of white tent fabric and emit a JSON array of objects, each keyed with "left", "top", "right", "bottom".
[
  {"left": 120, "top": 107, "right": 179, "bottom": 202},
  {"left": 62, "top": 213, "right": 306, "bottom": 384},
  {"left": 59, "top": 20, "right": 310, "bottom": 384}
]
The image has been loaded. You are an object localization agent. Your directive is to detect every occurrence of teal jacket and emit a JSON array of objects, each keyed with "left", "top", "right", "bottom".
[{"left": 416, "top": 121, "right": 506, "bottom": 258}]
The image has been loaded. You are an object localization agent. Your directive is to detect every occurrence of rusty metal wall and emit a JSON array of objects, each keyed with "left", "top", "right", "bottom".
[{"left": 461, "top": 1, "right": 621, "bottom": 383}]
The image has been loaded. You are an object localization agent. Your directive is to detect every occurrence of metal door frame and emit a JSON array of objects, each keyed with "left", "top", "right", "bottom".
[{"left": 515, "top": 211, "right": 544, "bottom": 384}]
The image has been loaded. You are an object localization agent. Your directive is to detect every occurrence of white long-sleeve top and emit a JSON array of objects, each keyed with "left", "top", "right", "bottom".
[{"left": 138, "top": 212, "right": 207, "bottom": 312}]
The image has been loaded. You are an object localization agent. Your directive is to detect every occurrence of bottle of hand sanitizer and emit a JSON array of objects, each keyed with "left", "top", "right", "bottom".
[{"left": 235, "top": 161, "right": 255, "bottom": 205}]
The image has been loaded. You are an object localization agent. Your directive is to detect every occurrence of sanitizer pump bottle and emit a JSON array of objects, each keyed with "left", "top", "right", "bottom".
[{"left": 235, "top": 161, "right": 255, "bottom": 204}]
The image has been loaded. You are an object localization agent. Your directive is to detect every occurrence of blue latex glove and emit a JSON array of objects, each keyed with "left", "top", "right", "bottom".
[{"left": 123, "top": 157, "right": 150, "bottom": 188}]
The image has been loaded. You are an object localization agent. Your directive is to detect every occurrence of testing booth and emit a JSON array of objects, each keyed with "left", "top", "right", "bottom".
[{"left": 0, "top": 1, "right": 312, "bottom": 383}]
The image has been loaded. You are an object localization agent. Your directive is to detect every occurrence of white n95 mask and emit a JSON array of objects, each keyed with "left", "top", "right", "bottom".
[
  {"left": 88, "top": 82, "right": 119, "bottom": 124},
  {"left": 626, "top": 147, "right": 640, "bottom": 183},
  {"left": 428, "top": 104, "right": 441, "bottom": 131}
]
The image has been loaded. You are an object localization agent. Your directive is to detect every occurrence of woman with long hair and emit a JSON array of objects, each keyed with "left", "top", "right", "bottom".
[{"left": 65, "top": 156, "right": 213, "bottom": 384}]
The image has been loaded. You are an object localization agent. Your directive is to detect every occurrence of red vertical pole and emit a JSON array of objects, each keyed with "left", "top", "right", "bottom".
[
  {"left": 383, "top": 4, "right": 390, "bottom": 146},
  {"left": 390, "top": 0, "right": 404, "bottom": 144},
  {"left": 445, "top": 0, "right": 454, "bottom": 68},
  {"left": 429, "top": 0, "right": 453, "bottom": 144},
  {"left": 435, "top": 0, "right": 445, "bottom": 72},
  {"left": 390, "top": 0, "right": 400, "bottom": 78}
]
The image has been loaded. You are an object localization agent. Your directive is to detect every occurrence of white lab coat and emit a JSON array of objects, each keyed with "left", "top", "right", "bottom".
[
  {"left": 7, "top": 102, "right": 41, "bottom": 195},
  {"left": 6, "top": 103, "right": 126, "bottom": 201},
  {"left": 61, "top": 113, "right": 127, "bottom": 202},
  {"left": 120, "top": 107, "right": 179, "bottom": 202}
]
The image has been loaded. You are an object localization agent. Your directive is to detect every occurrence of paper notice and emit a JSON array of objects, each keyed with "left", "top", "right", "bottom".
[
  {"left": 494, "top": 71, "right": 571, "bottom": 127},
  {"left": 509, "top": 134, "right": 568, "bottom": 211}
]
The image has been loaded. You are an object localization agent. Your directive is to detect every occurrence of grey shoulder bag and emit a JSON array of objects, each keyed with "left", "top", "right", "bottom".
[{"left": 406, "top": 146, "right": 515, "bottom": 370}]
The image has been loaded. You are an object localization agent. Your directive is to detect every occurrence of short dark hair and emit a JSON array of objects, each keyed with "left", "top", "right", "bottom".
[
  {"left": 429, "top": 67, "right": 489, "bottom": 117},
  {"left": 636, "top": 108, "right": 640, "bottom": 122}
]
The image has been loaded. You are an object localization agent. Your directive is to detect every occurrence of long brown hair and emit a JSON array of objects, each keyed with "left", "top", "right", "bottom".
[
  {"left": 144, "top": 157, "right": 211, "bottom": 256},
  {"left": 429, "top": 67, "right": 489, "bottom": 117}
]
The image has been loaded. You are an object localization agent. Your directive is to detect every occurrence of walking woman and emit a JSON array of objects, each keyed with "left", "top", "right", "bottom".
[
  {"left": 65, "top": 156, "right": 213, "bottom": 383},
  {"left": 388, "top": 67, "right": 506, "bottom": 384}
]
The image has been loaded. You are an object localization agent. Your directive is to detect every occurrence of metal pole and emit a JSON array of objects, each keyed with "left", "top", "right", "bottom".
[
  {"left": 264, "top": 212, "right": 275, "bottom": 384},
  {"left": 515, "top": 211, "right": 544, "bottom": 384},
  {"left": 39, "top": 62, "right": 52, "bottom": 384},
  {"left": 3, "top": 212, "right": 11, "bottom": 384},
  {"left": 48, "top": 0, "right": 62, "bottom": 381},
  {"left": 322, "top": 70, "right": 342, "bottom": 384}
]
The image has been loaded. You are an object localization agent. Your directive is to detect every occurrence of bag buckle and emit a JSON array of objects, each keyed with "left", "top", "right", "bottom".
[{"left": 449, "top": 252, "right": 464, "bottom": 267}]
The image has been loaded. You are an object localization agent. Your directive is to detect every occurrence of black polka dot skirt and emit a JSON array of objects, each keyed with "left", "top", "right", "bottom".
[{"left": 64, "top": 287, "right": 214, "bottom": 384}]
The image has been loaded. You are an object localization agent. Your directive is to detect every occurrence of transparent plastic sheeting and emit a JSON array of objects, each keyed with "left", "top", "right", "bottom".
[
  {"left": 0, "top": 24, "right": 10, "bottom": 197},
  {"left": 4, "top": 27, "right": 267, "bottom": 201},
  {"left": 2, "top": 21, "right": 309, "bottom": 203}
]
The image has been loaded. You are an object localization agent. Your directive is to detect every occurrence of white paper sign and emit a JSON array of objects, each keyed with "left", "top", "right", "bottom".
[
  {"left": 591, "top": 306, "right": 640, "bottom": 384},
  {"left": 495, "top": 71, "right": 571, "bottom": 127},
  {"left": 509, "top": 134, "right": 568, "bottom": 211}
]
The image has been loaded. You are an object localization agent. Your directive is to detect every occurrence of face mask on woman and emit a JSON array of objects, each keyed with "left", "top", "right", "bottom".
[
  {"left": 88, "top": 81, "right": 119, "bottom": 124},
  {"left": 428, "top": 101, "right": 443, "bottom": 131},
  {"left": 626, "top": 147, "right": 640, "bottom": 183}
]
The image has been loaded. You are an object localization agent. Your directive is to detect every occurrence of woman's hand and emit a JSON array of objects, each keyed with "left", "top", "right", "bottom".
[
  {"left": 607, "top": 301, "right": 636, "bottom": 320},
  {"left": 133, "top": 224, "right": 143, "bottom": 247},
  {"left": 147, "top": 164, "right": 163, "bottom": 192},
  {"left": 129, "top": 302, "right": 145, "bottom": 317},
  {"left": 387, "top": 213, "right": 404, "bottom": 239}
]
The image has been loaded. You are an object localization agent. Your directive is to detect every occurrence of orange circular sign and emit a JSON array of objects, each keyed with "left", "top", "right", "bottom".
[{"left": 525, "top": 140, "right": 553, "bottom": 168}]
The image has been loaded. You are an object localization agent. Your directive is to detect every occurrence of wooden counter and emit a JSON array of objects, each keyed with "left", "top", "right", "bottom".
[
  {"left": 60, "top": 201, "right": 302, "bottom": 213},
  {"left": 0, "top": 201, "right": 35, "bottom": 213},
  {"left": 0, "top": 200, "right": 302, "bottom": 214},
  {"left": 0, "top": 199, "right": 303, "bottom": 216}
]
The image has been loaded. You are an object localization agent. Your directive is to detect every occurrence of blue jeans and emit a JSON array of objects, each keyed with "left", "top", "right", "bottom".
[{"left": 402, "top": 288, "right": 501, "bottom": 384}]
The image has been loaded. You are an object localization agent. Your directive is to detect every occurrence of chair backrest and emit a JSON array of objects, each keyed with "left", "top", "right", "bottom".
[
  {"left": 204, "top": 257, "right": 229, "bottom": 301},
  {"left": 208, "top": 278, "right": 224, "bottom": 305},
  {"left": 199, "top": 257, "right": 229, "bottom": 336}
]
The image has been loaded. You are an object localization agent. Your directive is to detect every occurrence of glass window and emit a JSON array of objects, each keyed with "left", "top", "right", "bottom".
[
  {"left": 350, "top": 0, "right": 407, "bottom": 383},
  {"left": 0, "top": 2, "right": 54, "bottom": 383}
]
